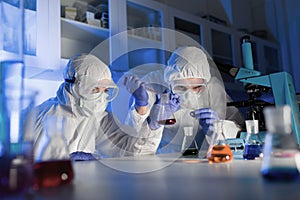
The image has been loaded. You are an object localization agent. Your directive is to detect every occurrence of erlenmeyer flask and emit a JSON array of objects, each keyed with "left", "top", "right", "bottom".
[
  {"left": 261, "top": 105, "right": 300, "bottom": 181},
  {"left": 156, "top": 93, "right": 176, "bottom": 125},
  {"left": 243, "top": 120, "right": 263, "bottom": 160},
  {"left": 33, "top": 116, "right": 74, "bottom": 189},
  {"left": 181, "top": 126, "right": 199, "bottom": 157},
  {"left": 206, "top": 120, "right": 233, "bottom": 163}
]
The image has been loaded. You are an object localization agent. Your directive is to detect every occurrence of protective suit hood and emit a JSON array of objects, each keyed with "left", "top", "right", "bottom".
[
  {"left": 164, "top": 46, "right": 211, "bottom": 84},
  {"left": 57, "top": 54, "right": 118, "bottom": 117},
  {"left": 64, "top": 54, "right": 117, "bottom": 94}
]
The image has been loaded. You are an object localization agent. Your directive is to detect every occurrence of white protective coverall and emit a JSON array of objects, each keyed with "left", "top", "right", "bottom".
[
  {"left": 126, "top": 46, "right": 244, "bottom": 155},
  {"left": 33, "top": 54, "right": 161, "bottom": 161}
]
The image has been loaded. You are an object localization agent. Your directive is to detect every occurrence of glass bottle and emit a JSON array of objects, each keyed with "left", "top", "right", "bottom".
[
  {"left": 243, "top": 120, "right": 263, "bottom": 160},
  {"left": 181, "top": 126, "right": 198, "bottom": 157},
  {"left": 207, "top": 120, "right": 233, "bottom": 163},
  {"left": 0, "top": 90, "right": 37, "bottom": 195},
  {"left": 241, "top": 35, "right": 254, "bottom": 70},
  {"left": 261, "top": 105, "right": 300, "bottom": 181},
  {"left": 33, "top": 116, "right": 74, "bottom": 189}
]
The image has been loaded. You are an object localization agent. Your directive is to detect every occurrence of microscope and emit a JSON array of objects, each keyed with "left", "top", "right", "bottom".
[{"left": 217, "top": 35, "right": 300, "bottom": 147}]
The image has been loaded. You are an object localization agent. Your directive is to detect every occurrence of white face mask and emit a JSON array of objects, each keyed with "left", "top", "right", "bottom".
[
  {"left": 180, "top": 91, "right": 210, "bottom": 110},
  {"left": 180, "top": 92, "right": 200, "bottom": 110},
  {"left": 77, "top": 92, "right": 108, "bottom": 117}
]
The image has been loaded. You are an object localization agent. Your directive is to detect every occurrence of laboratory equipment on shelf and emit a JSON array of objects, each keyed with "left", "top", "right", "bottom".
[
  {"left": 181, "top": 126, "right": 199, "bottom": 157},
  {"left": 33, "top": 116, "right": 74, "bottom": 189},
  {"left": 243, "top": 120, "right": 263, "bottom": 160},
  {"left": 261, "top": 105, "right": 300, "bottom": 181},
  {"left": 206, "top": 120, "right": 233, "bottom": 163}
]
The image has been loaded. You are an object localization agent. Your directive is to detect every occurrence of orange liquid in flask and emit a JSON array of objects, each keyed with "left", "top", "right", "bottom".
[{"left": 207, "top": 144, "right": 233, "bottom": 163}]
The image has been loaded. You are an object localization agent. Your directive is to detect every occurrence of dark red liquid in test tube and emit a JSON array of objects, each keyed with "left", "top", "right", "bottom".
[{"left": 158, "top": 118, "right": 176, "bottom": 125}]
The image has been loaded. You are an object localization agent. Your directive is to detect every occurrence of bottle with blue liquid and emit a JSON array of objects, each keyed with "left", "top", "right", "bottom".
[{"left": 261, "top": 105, "right": 300, "bottom": 181}]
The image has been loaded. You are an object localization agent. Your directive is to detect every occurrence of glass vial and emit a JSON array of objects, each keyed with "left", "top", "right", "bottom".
[
  {"left": 33, "top": 116, "right": 74, "bottom": 189},
  {"left": 181, "top": 126, "right": 199, "bottom": 157},
  {"left": 243, "top": 120, "right": 263, "bottom": 160},
  {"left": 261, "top": 105, "right": 300, "bottom": 181},
  {"left": 207, "top": 120, "right": 233, "bottom": 163}
]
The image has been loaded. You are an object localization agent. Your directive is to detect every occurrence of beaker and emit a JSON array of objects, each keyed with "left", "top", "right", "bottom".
[
  {"left": 243, "top": 120, "right": 263, "bottom": 160},
  {"left": 33, "top": 116, "right": 74, "bottom": 189},
  {"left": 206, "top": 120, "right": 233, "bottom": 163},
  {"left": 0, "top": 89, "right": 37, "bottom": 195},
  {"left": 261, "top": 105, "right": 300, "bottom": 181},
  {"left": 181, "top": 126, "right": 199, "bottom": 157},
  {"left": 155, "top": 93, "right": 176, "bottom": 125}
]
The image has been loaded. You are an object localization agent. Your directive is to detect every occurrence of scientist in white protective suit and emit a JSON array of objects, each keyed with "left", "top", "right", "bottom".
[
  {"left": 32, "top": 54, "right": 161, "bottom": 161},
  {"left": 124, "top": 46, "right": 244, "bottom": 155}
]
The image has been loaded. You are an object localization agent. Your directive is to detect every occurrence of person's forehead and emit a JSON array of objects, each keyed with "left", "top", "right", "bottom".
[{"left": 173, "top": 78, "right": 205, "bottom": 85}]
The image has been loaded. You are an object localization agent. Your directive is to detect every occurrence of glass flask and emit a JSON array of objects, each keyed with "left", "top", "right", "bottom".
[
  {"left": 156, "top": 93, "right": 176, "bottom": 125},
  {"left": 0, "top": 89, "right": 37, "bottom": 195},
  {"left": 243, "top": 120, "right": 263, "bottom": 160},
  {"left": 261, "top": 105, "right": 300, "bottom": 181},
  {"left": 206, "top": 120, "right": 233, "bottom": 163},
  {"left": 33, "top": 116, "right": 74, "bottom": 189},
  {"left": 181, "top": 126, "right": 199, "bottom": 157}
]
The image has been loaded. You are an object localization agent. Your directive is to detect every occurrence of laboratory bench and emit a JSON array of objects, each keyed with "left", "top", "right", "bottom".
[{"left": 3, "top": 153, "right": 300, "bottom": 200}]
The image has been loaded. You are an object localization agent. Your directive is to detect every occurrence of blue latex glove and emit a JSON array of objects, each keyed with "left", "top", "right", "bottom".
[
  {"left": 148, "top": 90, "right": 181, "bottom": 130},
  {"left": 124, "top": 76, "right": 148, "bottom": 107},
  {"left": 69, "top": 151, "right": 96, "bottom": 161},
  {"left": 190, "top": 108, "right": 219, "bottom": 134}
]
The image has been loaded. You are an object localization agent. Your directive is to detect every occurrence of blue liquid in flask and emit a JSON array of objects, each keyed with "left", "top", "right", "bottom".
[{"left": 243, "top": 144, "right": 263, "bottom": 160}]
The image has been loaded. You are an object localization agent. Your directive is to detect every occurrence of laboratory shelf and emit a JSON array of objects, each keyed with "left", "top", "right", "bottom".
[
  {"left": 24, "top": 66, "right": 64, "bottom": 81},
  {"left": 127, "top": 33, "right": 162, "bottom": 50},
  {"left": 61, "top": 18, "right": 109, "bottom": 44}
]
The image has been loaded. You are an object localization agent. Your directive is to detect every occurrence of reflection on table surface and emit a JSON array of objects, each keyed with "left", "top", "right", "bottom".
[{"left": 4, "top": 153, "right": 300, "bottom": 200}]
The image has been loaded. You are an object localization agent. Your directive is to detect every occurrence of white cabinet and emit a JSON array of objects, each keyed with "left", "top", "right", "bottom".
[
  {"left": 59, "top": 0, "right": 166, "bottom": 73},
  {"left": 170, "top": 9, "right": 203, "bottom": 48},
  {"left": 60, "top": 0, "right": 110, "bottom": 62},
  {"left": 25, "top": 0, "right": 60, "bottom": 71},
  {"left": 61, "top": 18, "right": 109, "bottom": 59},
  {"left": 24, "top": 0, "right": 62, "bottom": 106},
  {"left": 126, "top": 0, "right": 165, "bottom": 73},
  {"left": 27, "top": 0, "right": 283, "bottom": 73},
  {"left": 25, "top": 0, "right": 283, "bottom": 105}
]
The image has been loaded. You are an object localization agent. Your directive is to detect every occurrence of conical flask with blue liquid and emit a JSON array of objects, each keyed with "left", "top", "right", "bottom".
[{"left": 261, "top": 105, "right": 300, "bottom": 181}]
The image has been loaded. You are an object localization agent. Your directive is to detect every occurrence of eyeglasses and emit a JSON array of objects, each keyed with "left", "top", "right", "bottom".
[{"left": 172, "top": 83, "right": 206, "bottom": 95}]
